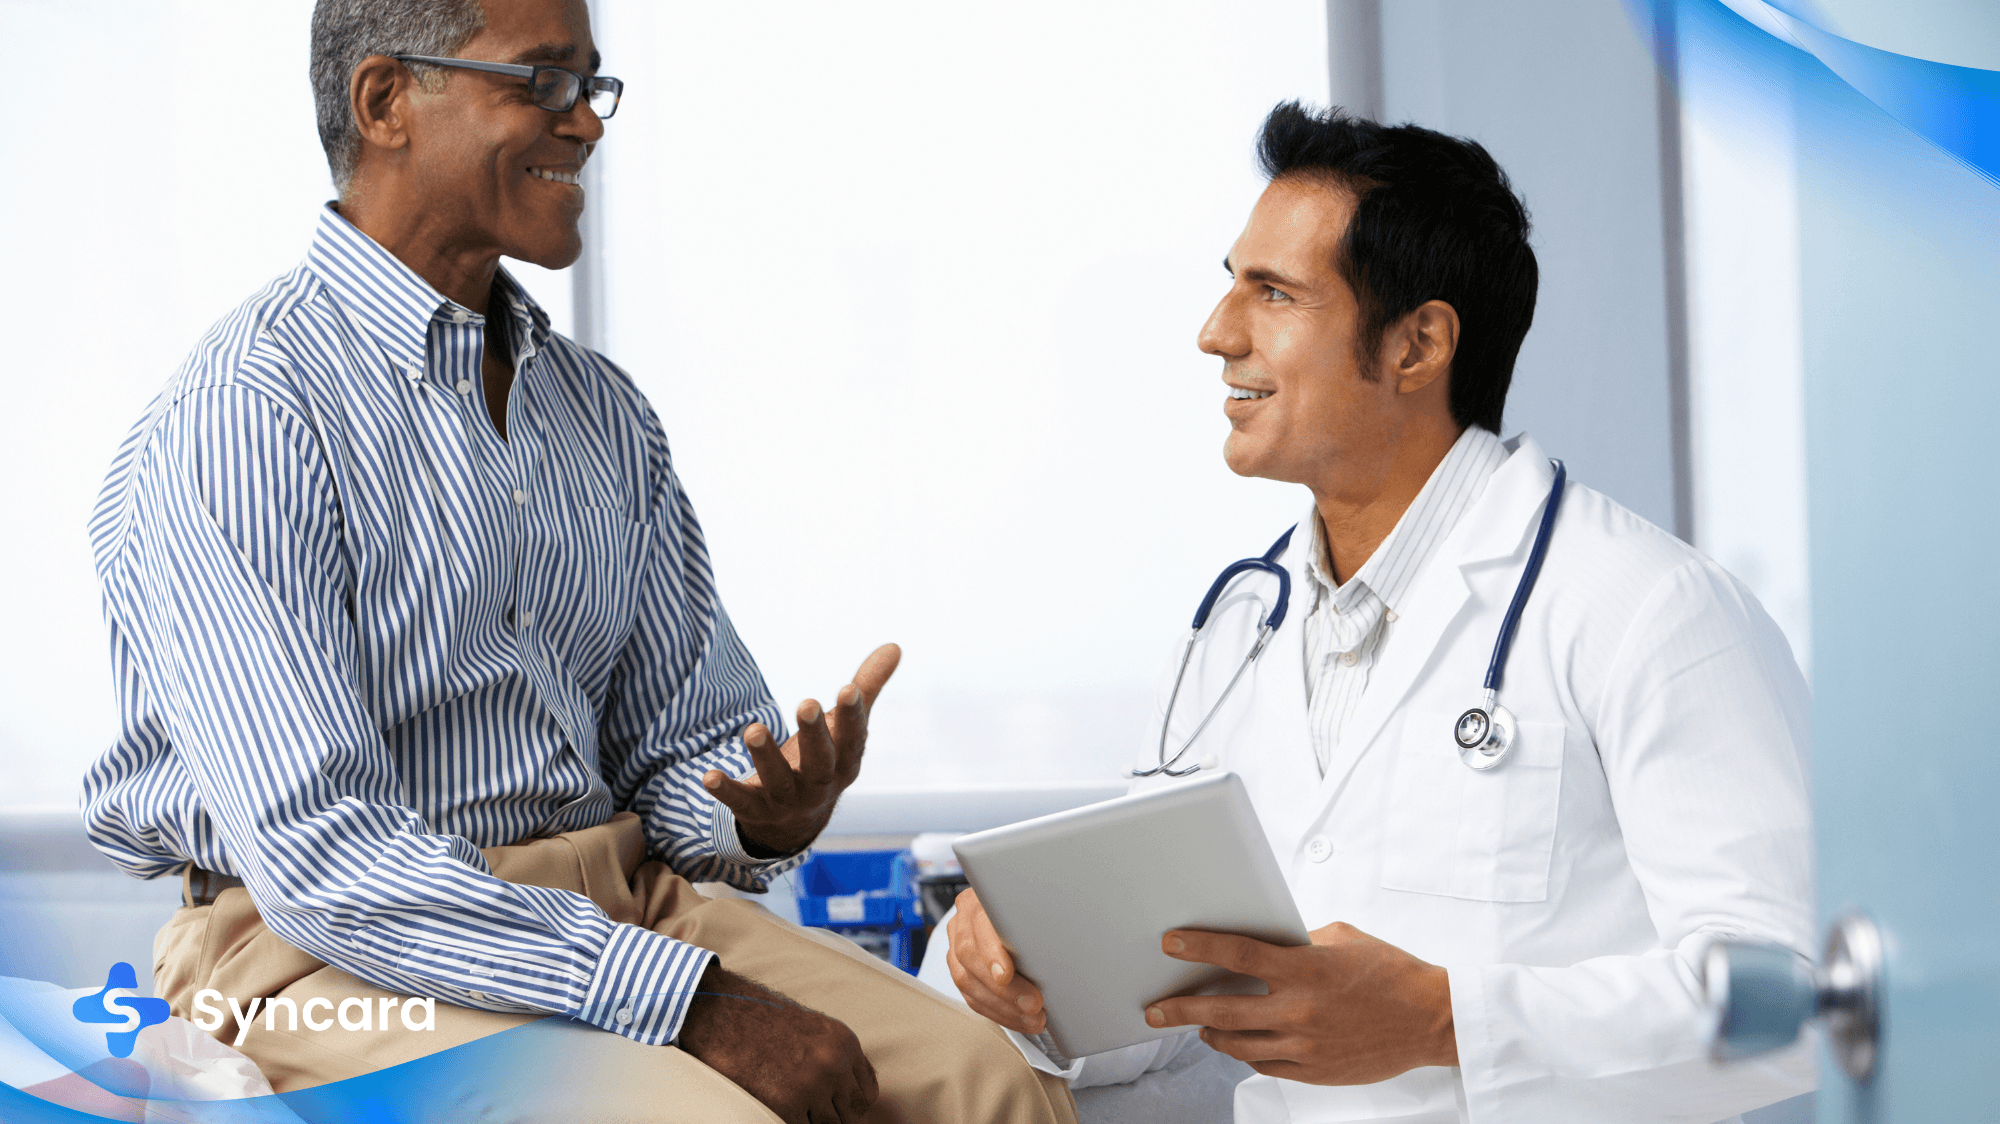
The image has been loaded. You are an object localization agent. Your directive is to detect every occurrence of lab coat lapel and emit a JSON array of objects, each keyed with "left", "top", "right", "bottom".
[{"left": 1311, "top": 437, "right": 1559, "bottom": 799}]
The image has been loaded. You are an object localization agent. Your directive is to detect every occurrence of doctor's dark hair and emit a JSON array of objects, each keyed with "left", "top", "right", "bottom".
[{"left": 1255, "top": 101, "right": 1538, "bottom": 434}]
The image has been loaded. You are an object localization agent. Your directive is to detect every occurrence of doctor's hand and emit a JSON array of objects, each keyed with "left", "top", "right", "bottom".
[
  {"left": 705, "top": 644, "right": 901, "bottom": 858},
  {"left": 1145, "top": 922, "right": 1458, "bottom": 1086},
  {"left": 943, "top": 888, "right": 1049, "bottom": 1035}
]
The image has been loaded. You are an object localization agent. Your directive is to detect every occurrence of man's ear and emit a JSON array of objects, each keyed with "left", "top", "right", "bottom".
[
  {"left": 350, "top": 54, "right": 417, "bottom": 159},
  {"left": 1385, "top": 299, "right": 1460, "bottom": 396}
]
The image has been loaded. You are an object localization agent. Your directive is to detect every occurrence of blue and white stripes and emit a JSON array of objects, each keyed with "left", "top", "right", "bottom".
[{"left": 80, "top": 205, "right": 799, "bottom": 1047}]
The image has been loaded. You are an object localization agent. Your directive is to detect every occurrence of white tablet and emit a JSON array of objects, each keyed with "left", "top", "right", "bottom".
[{"left": 951, "top": 771, "right": 1309, "bottom": 1058}]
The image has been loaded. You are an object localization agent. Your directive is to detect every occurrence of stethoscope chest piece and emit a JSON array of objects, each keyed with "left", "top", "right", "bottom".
[{"left": 1454, "top": 703, "right": 1516, "bottom": 770}]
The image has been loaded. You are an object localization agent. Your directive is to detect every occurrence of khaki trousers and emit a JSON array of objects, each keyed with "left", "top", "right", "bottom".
[{"left": 152, "top": 813, "right": 1077, "bottom": 1124}]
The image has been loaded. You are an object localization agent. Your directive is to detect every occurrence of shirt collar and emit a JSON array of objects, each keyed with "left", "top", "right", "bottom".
[
  {"left": 305, "top": 204, "right": 552, "bottom": 371},
  {"left": 1302, "top": 425, "right": 1512, "bottom": 614}
]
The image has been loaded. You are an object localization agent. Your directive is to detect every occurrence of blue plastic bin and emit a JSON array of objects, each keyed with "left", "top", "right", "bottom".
[{"left": 793, "top": 850, "right": 926, "bottom": 973}]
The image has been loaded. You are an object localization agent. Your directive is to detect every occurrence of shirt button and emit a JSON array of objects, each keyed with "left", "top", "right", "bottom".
[
  {"left": 450, "top": 309, "right": 469, "bottom": 325},
  {"left": 456, "top": 379, "right": 475, "bottom": 394},
  {"left": 517, "top": 609, "right": 535, "bottom": 626},
  {"left": 512, "top": 489, "right": 529, "bottom": 506},
  {"left": 615, "top": 1006, "right": 633, "bottom": 1026},
  {"left": 405, "top": 361, "right": 423, "bottom": 382},
  {"left": 1339, "top": 651, "right": 1359, "bottom": 667},
  {"left": 1306, "top": 836, "right": 1333, "bottom": 863}
]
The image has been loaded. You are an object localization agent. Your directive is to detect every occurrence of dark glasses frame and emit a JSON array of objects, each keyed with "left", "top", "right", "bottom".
[{"left": 391, "top": 54, "right": 622, "bottom": 119}]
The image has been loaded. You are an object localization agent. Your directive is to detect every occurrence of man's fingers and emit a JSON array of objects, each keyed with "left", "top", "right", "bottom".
[
  {"left": 1199, "top": 1027, "right": 1299, "bottom": 1065},
  {"left": 829, "top": 683, "right": 867, "bottom": 782},
  {"left": 968, "top": 900, "right": 1018, "bottom": 991},
  {"left": 852, "top": 1051, "right": 879, "bottom": 1111},
  {"left": 741, "top": 724, "right": 798, "bottom": 801},
  {"left": 947, "top": 938, "right": 1044, "bottom": 1033},
  {"left": 850, "top": 643, "right": 901, "bottom": 709},
  {"left": 1145, "top": 994, "right": 1271, "bottom": 1032},
  {"left": 703, "top": 771, "right": 764, "bottom": 818},
  {"left": 1164, "top": 929, "right": 1283, "bottom": 980},
  {"left": 794, "top": 700, "right": 837, "bottom": 786},
  {"left": 945, "top": 894, "right": 1045, "bottom": 1033}
]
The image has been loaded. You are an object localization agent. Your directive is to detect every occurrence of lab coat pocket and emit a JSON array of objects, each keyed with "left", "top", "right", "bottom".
[{"left": 1379, "top": 710, "right": 1564, "bottom": 902}]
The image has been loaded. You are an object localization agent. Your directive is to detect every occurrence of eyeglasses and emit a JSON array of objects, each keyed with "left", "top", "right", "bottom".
[{"left": 392, "top": 55, "right": 622, "bottom": 119}]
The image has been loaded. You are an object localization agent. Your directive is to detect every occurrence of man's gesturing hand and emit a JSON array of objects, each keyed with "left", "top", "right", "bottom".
[
  {"left": 1143, "top": 922, "right": 1458, "bottom": 1086},
  {"left": 943, "top": 888, "right": 1048, "bottom": 1034},
  {"left": 705, "top": 644, "right": 900, "bottom": 857}
]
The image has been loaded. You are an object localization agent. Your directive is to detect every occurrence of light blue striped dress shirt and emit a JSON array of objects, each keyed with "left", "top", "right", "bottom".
[
  {"left": 1299, "top": 425, "right": 1511, "bottom": 774},
  {"left": 80, "top": 205, "right": 801, "bottom": 1048}
]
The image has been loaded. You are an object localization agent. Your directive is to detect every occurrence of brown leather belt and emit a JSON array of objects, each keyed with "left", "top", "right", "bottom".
[{"left": 183, "top": 865, "right": 245, "bottom": 907}]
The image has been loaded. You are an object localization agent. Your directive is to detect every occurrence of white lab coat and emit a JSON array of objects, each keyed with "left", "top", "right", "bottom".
[{"left": 1027, "top": 436, "right": 1817, "bottom": 1123}]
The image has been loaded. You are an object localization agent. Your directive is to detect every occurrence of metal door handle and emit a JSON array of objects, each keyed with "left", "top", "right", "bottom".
[{"left": 1705, "top": 910, "right": 1883, "bottom": 1082}]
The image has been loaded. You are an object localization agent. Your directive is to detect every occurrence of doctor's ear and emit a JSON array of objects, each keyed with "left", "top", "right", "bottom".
[{"left": 1382, "top": 300, "right": 1460, "bottom": 397}]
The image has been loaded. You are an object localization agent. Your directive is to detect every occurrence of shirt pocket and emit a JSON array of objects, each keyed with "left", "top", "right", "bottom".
[
  {"left": 1378, "top": 709, "right": 1565, "bottom": 903},
  {"left": 549, "top": 506, "right": 653, "bottom": 688}
]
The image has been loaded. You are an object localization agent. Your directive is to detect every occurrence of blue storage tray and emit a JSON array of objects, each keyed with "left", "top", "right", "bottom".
[{"left": 794, "top": 850, "right": 922, "bottom": 929}]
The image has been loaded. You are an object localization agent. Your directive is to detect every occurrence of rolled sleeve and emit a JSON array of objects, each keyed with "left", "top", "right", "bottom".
[{"left": 709, "top": 796, "right": 809, "bottom": 873}]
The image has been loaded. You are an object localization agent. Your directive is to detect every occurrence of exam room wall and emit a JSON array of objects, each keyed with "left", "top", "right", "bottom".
[
  {"left": 1373, "top": 0, "right": 1688, "bottom": 546},
  {"left": 0, "top": 0, "right": 1327, "bottom": 808},
  {"left": 0, "top": 0, "right": 1811, "bottom": 810},
  {"left": 584, "top": 0, "right": 1330, "bottom": 795}
]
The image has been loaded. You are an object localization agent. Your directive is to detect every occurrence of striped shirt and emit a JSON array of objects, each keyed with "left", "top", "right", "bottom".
[
  {"left": 1300, "top": 425, "right": 1510, "bottom": 773},
  {"left": 80, "top": 205, "right": 799, "bottom": 1048}
]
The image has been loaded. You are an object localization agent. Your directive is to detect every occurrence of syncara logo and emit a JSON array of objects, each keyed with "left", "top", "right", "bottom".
[{"left": 71, "top": 962, "right": 171, "bottom": 1058}]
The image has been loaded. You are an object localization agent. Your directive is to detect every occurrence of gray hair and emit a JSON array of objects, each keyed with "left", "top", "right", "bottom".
[{"left": 309, "top": 0, "right": 489, "bottom": 195}]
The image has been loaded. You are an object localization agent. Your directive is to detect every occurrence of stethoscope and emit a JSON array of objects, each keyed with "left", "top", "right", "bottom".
[{"left": 1134, "top": 460, "right": 1566, "bottom": 778}]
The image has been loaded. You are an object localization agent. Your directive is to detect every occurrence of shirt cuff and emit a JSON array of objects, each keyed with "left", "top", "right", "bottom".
[
  {"left": 710, "top": 797, "right": 808, "bottom": 869},
  {"left": 1445, "top": 964, "right": 1492, "bottom": 1115},
  {"left": 1005, "top": 1027, "right": 1088, "bottom": 1082},
  {"left": 576, "top": 923, "right": 715, "bottom": 1046}
]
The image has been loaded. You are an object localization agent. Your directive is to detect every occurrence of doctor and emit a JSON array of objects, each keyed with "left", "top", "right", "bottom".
[{"left": 935, "top": 103, "right": 1817, "bottom": 1123}]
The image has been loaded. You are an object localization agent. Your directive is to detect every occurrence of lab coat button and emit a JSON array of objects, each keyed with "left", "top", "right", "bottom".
[{"left": 1306, "top": 836, "right": 1333, "bottom": 863}]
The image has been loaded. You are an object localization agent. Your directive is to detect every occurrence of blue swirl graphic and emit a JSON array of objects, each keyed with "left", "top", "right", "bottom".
[{"left": 1632, "top": 0, "right": 1999, "bottom": 189}]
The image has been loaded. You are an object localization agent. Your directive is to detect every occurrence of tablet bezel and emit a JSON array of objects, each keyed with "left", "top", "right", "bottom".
[{"left": 951, "top": 771, "right": 1309, "bottom": 1058}]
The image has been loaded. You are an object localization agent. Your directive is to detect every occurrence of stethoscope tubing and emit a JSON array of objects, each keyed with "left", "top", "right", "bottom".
[
  {"left": 1482, "top": 459, "right": 1566, "bottom": 694},
  {"left": 1141, "top": 459, "right": 1568, "bottom": 778},
  {"left": 1140, "top": 527, "right": 1295, "bottom": 778}
]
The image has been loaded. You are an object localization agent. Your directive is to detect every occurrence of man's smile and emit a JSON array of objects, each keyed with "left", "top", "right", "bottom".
[
  {"left": 1225, "top": 375, "right": 1275, "bottom": 402},
  {"left": 528, "top": 165, "right": 581, "bottom": 185}
]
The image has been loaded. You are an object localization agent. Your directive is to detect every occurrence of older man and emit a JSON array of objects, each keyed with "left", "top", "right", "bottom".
[
  {"left": 940, "top": 104, "right": 1817, "bottom": 1124},
  {"left": 81, "top": 1, "right": 1075, "bottom": 1121}
]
